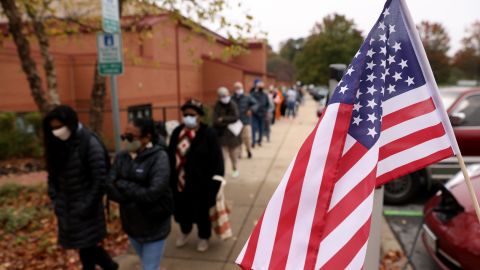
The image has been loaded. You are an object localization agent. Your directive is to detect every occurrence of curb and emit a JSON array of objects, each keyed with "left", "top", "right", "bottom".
[{"left": 381, "top": 215, "right": 413, "bottom": 270}]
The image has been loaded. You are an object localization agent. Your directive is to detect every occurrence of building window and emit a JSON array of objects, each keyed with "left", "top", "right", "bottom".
[{"left": 128, "top": 104, "right": 152, "bottom": 121}]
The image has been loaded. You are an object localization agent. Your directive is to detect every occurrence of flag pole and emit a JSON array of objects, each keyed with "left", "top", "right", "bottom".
[
  {"left": 399, "top": 0, "right": 480, "bottom": 223},
  {"left": 457, "top": 154, "right": 480, "bottom": 223}
]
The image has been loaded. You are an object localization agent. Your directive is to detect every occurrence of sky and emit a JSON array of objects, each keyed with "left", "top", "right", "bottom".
[{"left": 234, "top": 0, "right": 480, "bottom": 55}]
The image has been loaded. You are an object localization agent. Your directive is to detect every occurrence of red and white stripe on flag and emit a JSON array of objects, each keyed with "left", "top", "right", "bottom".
[{"left": 236, "top": 0, "right": 459, "bottom": 269}]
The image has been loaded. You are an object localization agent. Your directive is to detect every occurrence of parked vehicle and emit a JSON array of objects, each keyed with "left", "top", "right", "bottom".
[
  {"left": 422, "top": 164, "right": 480, "bottom": 270},
  {"left": 384, "top": 87, "right": 480, "bottom": 204}
]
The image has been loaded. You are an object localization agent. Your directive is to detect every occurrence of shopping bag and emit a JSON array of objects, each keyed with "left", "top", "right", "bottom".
[
  {"left": 227, "top": 120, "right": 243, "bottom": 137},
  {"left": 209, "top": 189, "right": 233, "bottom": 240}
]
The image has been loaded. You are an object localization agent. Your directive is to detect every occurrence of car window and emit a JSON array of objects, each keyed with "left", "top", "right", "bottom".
[
  {"left": 452, "top": 94, "right": 480, "bottom": 126},
  {"left": 440, "top": 91, "right": 461, "bottom": 109}
]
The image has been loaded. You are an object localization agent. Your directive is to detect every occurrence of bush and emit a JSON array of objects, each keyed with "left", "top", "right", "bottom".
[
  {"left": 0, "top": 112, "right": 15, "bottom": 132},
  {"left": 0, "top": 112, "right": 43, "bottom": 160}
]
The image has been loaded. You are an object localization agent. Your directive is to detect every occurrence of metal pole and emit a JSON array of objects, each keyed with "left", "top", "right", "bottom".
[{"left": 110, "top": 75, "right": 122, "bottom": 152}]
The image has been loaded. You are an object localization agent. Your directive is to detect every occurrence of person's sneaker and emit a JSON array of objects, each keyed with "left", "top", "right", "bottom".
[
  {"left": 247, "top": 151, "right": 252, "bottom": 159},
  {"left": 197, "top": 239, "right": 209, "bottom": 252},
  {"left": 232, "top": 170, "right": 240, "bottom": 178},
  {"left": 176, "top": 234, "right": 189, "bottom": 247}
]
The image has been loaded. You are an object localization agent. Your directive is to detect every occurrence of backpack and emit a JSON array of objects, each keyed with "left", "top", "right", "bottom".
[{"left": 78, "top": 128, "right": 112, "bottom": 219}]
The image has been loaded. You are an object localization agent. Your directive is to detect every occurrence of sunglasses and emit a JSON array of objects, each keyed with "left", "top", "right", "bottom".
[
  {"left": 121, "top": 133, "right": 136, "bottom": 142},
  {"left": 183, "top": 113, "right": 197, "bottom": 117}
]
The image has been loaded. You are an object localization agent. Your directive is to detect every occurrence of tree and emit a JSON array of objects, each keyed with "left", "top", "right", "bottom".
[
  {"left": 417, "top": 21, "right": 451, "bottom": 84},
  {"left": 294, "top": 14, "right": 363, "bottom": 85},
  {"left": 0, "top": 0, "right": 255, "bottom": 133},
  {"left": 279, "top": 38, "right": 305, "bottom": 63},
  {"left": 268, "top": 54, "right": 296, "bottom": 83},
  {"left": 452, "top": 21, "right": 480, "bottom": 82}
]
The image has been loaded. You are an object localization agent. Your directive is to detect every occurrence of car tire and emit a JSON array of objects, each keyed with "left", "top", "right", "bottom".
[{"left": 384, "top": 174, "right": 421, "bottom": 205}]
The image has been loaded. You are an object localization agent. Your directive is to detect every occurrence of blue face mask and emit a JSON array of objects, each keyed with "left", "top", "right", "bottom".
[{"left": 183, "top": 116, "right": 198, "bottom": 128}]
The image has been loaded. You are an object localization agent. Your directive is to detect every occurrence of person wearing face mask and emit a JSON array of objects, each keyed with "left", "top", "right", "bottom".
[
  {"left": 231, "top": 82, "right": 257, "bottom": 159},
  {"left": 168, "top": 99, "right": 224, "bottom": 252},
  {"left": 43, "top": 105, "right": 118, "bottom": 270},
  {"left": 106, "top": 118, "right": 172, "bottom": 270},
  {"left": 213, "top": 87, "right": 242, "bottom": 178},
  {"left": 250, "top": 80, "right": 270, "bottom": 148}
]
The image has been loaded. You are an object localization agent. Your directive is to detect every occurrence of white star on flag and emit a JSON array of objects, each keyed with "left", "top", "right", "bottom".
[
  {"left": 352, "top": 115, "right": 362, "bottom": 125},
  {"left": 367, "top": 113, "right": 378, "bottom": 123},
  {"left": 399, "top": 59, "right": 408, "bottom": 69},
  {"left": 406, "top": 76, "right": 415, "bottom": 86},
  {"left": 393, "top": 72, "right": 403, "bottom": 81},
  {"left": 367, "top": 127, "right": 377, "bottom": 137},
  {"left": 392, "top": 42, "right": 402, "bottom": 52},
  {"left": 366, "top": 49, "right": 376, "bottom": 57}
]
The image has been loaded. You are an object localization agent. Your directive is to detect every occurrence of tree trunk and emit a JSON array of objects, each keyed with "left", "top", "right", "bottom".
[
  {"left": 25, "top": 3, "right": 60, "bottom": 106},
  {"left": 0, "top": 0, "right": 50, "bottom": 114},
  {"left": 89, "top": 63, "right": 106, "bottom": 134}
]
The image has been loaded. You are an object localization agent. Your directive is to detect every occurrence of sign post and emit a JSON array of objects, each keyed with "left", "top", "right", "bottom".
[{"left": 99, "top": 0, "right": 122, "bottom": 152}]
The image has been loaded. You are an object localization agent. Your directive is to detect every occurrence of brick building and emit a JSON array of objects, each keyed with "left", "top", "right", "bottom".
[{"left": 0, "top": 14, "right": 287, "bottom": 145}]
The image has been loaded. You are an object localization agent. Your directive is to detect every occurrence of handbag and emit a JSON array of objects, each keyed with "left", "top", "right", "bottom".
[
  {"left": 227, "top": 120, "right": 243, "bottom": 137},
  {"left": 209, "top": 187, "right": 233, "bottom": 240}
]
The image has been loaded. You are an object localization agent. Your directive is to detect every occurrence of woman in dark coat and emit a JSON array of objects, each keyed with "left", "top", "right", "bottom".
[
  {"left": 213, "top": 87, "right": 242, "bottom": 178},
  {"left": 168, "top": 99, "right": 225, "bottom": 252},
  {"left": 43, "top": 105, "right": 117, "bottom": 270},
  {"left": 106, "top": 118, "right": 172, "bottom": 270}
]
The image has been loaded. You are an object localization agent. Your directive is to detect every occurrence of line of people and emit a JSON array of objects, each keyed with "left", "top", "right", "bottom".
[{"left": 42, "top": 80, "right": 301, "bottom": 270}]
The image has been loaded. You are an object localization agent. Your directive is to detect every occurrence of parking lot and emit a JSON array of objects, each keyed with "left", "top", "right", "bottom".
[{"left": 384, "top": 195, "right": 439, "bottom": 270}]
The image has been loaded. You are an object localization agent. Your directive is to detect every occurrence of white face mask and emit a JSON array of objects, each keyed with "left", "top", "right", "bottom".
[
  {"left": 183, "top": 116, "right": 198, "bottom": 129},
  {"left": 52, "top": 126, "right": 71, "bottom": 141},
  {"left": 220, "top": 96, "right": 231, "bottom": 104},
  {"left": 235, "top": 89, "right": 244, "bottom": 95}
]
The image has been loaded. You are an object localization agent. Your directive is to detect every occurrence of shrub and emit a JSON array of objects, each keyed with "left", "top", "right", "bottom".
[
  {"left": 0, "top": 112, "right": 15, "bottom": 132},
  {"left": 0, "top": 112, "right": 43, "bottom": 160}
]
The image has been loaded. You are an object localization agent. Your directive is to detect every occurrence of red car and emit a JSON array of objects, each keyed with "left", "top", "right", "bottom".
[
  {"left": 422, "top": 164, "right": 480, "bottom": 270},
  {"left": 442, "top": 87, "right": 480, "bottom": 156},
  {"left": 384, "top": 87, "right": 480, "bottom": 204}
]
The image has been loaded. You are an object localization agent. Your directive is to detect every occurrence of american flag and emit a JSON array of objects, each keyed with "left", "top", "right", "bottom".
[{"left": 236, "top": 0, "right": 459, "bottom": 269}]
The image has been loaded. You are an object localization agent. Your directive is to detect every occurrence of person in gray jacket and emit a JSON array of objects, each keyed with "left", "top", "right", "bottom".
[
  {"left": 231, "top": 82, "right": 257, "bottom": 158},
  {"left": 213, "top": 87, "right": 242, "bottom": 178}
]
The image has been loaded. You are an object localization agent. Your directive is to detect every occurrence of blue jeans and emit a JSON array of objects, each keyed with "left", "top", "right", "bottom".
[
  {"left": 129, "top": 237, "right": 165, "bottom": 270},
  {"left": 251, "top": 114, "right": 264, "bottom": 146}
]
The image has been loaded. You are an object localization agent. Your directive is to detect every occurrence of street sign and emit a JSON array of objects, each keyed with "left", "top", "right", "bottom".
[
  {"left": 97, "top": 32, "right": 123, "bottom": 76},
  {"left": 101, "top": 0, "right": 120, "bottom": 33}
]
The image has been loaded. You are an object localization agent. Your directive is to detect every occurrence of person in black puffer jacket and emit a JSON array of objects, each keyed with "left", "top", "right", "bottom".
[
  {"left": 106, "top": 118, "right": 172, "bottom": 270},
  {"left": 43, "top": 105, "right": 118, "bottom": 270}
]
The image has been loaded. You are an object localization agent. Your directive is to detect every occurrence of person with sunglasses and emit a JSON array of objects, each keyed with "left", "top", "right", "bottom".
[
  {"left": 106, "top": 118, "right": 172, "bottom": 270},
  {"left": 168, "top": 99, "right": 225, "bottom": 252}
]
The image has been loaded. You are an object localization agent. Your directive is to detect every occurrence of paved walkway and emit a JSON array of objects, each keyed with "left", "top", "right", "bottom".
[{"left": 118, "top": 99, "right": 318, "bottom": 270}]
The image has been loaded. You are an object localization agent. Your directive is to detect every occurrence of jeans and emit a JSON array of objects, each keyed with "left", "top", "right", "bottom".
[
  {"left": 129, "top": 237, "right": 166, "bottom": 270},
  {"left": 251, "top": 114, "right": 264, "bottom": 146},
  {"left": 79, "top": 245, "right": 118, "bottom": 270}
]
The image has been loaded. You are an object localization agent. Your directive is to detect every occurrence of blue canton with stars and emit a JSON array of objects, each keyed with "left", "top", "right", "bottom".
[{"left": 328, "top": 0, "right": 426, "bottom": 149}]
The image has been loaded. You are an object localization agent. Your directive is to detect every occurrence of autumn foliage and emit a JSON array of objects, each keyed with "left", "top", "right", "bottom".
[{"left": 0, "top": 184, "right": 129, "bottom": 270}]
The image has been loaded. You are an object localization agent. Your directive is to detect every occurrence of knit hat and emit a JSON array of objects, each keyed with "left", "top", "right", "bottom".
[{"left": 181, "top": 99, "right": 205, "bottom": 116}]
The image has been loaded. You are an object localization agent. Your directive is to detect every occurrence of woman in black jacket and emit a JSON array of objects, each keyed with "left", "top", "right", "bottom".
[
  {"left": 169, "top": 99, "right": 225, "bottom": 252},
  {"left": 107, "top": 118, "right": 172, "bottom": 270},
  {"left": 43, "top": 105, "right": 117, "bottom": 270}
]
